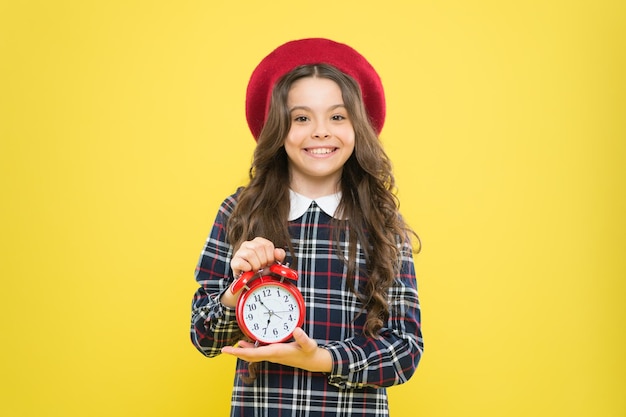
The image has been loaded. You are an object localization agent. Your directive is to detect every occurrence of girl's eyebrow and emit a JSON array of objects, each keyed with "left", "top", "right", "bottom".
[{"left": 289, "top": 104, "right": 346, "bottom": 113}]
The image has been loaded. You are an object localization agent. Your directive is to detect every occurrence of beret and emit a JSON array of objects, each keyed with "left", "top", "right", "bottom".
[{"left": 245, "top": 38, "right": 386, "bottom": 140}]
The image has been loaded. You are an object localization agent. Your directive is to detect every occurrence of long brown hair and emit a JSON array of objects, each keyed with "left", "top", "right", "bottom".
[{"left": 228, "top": 63, "right": 417, "bottom": 339}]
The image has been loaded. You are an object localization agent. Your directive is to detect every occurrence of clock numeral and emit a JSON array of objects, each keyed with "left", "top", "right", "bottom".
[
  {"left": 283, "top": 323, "right": 289, "bottom": 331},
  {"left": 246, "top": 313, "right": 254, "bottom": 320},
  {"left": 254, "top": 294, "right": 261, "bottom": 302},
  {"left": 263, "top": 289, "right": 272, "bottom": 297},
  {"left": 247, "top": 304, "right": 257, "bottom": 312}
]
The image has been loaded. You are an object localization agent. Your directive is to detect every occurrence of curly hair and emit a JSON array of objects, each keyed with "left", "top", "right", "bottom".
[{"left": 227, "top": 63, "right": 418, "bottom": 345}]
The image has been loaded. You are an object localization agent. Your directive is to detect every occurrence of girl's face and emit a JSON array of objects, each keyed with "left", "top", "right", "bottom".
[{"left": 284, "top": 77, "right": 355, "bottom": 197}]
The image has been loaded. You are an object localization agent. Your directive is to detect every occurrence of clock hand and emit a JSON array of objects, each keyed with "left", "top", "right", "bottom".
[
  {"left": 258, "top": 299, "right": 271, "bottom": 311},
  {"left": 262, "top": 310, "right": 283, "bottom": 320},
  {"left": 258, "top": 299, "right": 283, "bottom": 320}
]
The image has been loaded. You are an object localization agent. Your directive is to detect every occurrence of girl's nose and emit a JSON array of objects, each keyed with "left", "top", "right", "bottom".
[{"left": 312, "top": 123, "right": 330, "bottom": 139}]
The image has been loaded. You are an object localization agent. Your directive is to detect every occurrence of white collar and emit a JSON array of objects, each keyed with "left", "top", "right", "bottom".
[{"left": 288, "top": 189, "right": 343, "bottom": 220}]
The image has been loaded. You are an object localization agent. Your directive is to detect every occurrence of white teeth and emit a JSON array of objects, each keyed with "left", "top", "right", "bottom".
[{"left": 308, "top": 148, "right": 334, "bottom": 155}]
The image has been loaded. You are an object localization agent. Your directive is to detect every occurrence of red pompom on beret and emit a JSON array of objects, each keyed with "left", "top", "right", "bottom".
[{"left": 245, "top": 38, "right": 386, "bottom": 141}]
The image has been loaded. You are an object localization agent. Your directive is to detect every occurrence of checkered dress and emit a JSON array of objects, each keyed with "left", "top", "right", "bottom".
[{"left": 190, "top": 191, "right": 423, "bottom": 417}]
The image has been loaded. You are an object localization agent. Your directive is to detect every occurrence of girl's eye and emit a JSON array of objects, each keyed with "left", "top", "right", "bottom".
[
  {"left": 331, "top": 114, "right": 346, "bottom": 121},
  {"left": 293, "top": 116, "right": 309, "bottom": 122}
]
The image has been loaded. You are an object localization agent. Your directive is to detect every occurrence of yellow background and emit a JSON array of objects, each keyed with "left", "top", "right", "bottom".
[{"left": 1, "top": 1, "right": 624, "bottom": 416}]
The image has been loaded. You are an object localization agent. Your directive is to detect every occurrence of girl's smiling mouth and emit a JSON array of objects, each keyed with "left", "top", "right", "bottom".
[{"left": 305, "top": 147, "right": 337, "bottom": 155}]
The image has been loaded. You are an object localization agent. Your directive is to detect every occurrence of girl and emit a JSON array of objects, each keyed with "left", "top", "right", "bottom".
[{"left": 190, "top": 38, "right": 423, "bottom": 417}]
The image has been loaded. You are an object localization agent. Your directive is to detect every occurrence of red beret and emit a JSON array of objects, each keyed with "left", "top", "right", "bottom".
[{"left": 245, "top": 38, "right": 386, "bottom": 140}]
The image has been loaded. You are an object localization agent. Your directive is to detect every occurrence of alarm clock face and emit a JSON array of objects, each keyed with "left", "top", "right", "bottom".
[{"left": 237, "top": 277, "right": 305, "bottom": 344}]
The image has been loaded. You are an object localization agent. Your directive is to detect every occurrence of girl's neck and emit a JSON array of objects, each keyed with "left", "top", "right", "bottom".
[{"left": 289, "top": 178, "right": 341, "bottom": 200}]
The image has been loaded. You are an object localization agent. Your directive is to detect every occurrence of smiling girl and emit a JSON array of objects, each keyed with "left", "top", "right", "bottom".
[{"left": 190, "top": 38, "right": 423, "bottom": 417}]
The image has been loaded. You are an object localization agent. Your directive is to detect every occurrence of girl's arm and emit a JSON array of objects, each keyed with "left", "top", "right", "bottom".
[
  {"left": 323, "top": 244, "right": 423, "bottom": 389},
  {"left": 221, "top": 328, "right": 333, "bottom": 372},
  {"left": 190, "top": 196, "right": 241, "bottom": 357},
  {"left": 220, "top": 243, "right": 423, "bottom": 389}
]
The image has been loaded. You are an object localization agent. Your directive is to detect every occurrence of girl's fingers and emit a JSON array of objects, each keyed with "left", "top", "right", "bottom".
[
  {"left": 237, "top": 246, "right": 264, "bottom": 270},
  {"left": 231, "top": 237, "right": 280, "bottom": 275},
  {"left": 274, "top": 247, "right": 286, "bottom": 263},
  {"left": 253, "top": 237, "right": 277, "bottom": 266}
]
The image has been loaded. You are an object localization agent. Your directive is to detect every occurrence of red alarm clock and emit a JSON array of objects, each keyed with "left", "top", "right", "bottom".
[{"left": 230, "top": 262, "right": 305, "bottom": 345}]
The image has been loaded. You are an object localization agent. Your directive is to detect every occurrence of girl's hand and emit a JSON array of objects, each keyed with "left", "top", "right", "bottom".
[
  {"left": 221, "top": 237, "right": 286, "bottom": 308},
  {"left": 230, "top": 237, "right": 286, "bottom": 278},
  {"left": 221, "top": 328, "right": 332, "bottom": 373}
]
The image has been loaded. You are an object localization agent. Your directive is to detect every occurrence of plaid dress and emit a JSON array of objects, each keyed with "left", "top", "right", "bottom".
[{"left": 190, "top": 190, "right": 423, "bottom": 417}]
